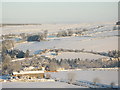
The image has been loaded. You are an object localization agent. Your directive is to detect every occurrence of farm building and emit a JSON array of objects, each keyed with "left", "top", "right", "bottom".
[{"left": 13, "top": 70, "right": 45, "bottom": 79}]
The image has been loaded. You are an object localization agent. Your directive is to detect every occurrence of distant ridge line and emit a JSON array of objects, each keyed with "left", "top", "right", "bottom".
[{"left": 0, "top": 24, "right": 42, "bottom": 27}]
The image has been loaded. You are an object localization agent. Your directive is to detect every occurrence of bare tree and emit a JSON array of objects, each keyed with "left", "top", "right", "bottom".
[
  {"left": 110, "top": 82, "right": 115, "bottom": 88},
  {"left": 20, "top": 33, "right": 27, "bottom": 40},
  {"left": 25, "top": 49, "right": 30, "bottom": 58},
  {"left": 12, "top": 62, "right": 21, "bottom": 72},
  {"left": 67, "top": 30, "right": 73, "bottom": 36},
  {"left": 67, "top": 72, "right": 76, "bottom": 84},
  {"left": 93, "top": 77, "right": 100, "bottom": 85},
  {"left": 2, "top": 54, "right": 11, "bottom": 63},
  {"left": 2, "top": 54, "right": 12, "bottom": 74},
  {"left": 55, "top": 50, "right": 59, "bottom": 55},
  {"left": 44, "top": 30, "right": 48, "bottom": 39}
]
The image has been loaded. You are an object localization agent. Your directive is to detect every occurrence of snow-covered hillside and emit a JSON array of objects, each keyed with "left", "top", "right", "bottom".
[
  {"left": 1, "top": 22, "right": 119, "bottom": 88},
  {"left": 9, "top": 23, "right": 117, "bottom": 60}
]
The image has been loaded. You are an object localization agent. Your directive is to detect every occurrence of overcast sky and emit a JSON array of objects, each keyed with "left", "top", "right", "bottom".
[{"left": 1, "top": 2, "right": 118, "bottom": 24}]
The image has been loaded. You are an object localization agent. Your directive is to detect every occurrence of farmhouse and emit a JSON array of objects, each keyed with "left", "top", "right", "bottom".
[{"left": 13, "top": 70, "right": 45, "bottom": 79}]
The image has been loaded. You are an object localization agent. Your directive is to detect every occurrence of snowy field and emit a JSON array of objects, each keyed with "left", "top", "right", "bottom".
[
  {"left": 2, "top": 23, "right": 114, "bottom": 34},
  {"left": 49, "top": 70, "right": 118, "bottom": 86},
  {"left": 55, "top": 52, "right": 109, "bottom": 60},
  {"left": 42, "top": 51, "right": 109, "bottom": 60},
  {"left": 2, "top": 81, "right": 85, "bottom": 88}
]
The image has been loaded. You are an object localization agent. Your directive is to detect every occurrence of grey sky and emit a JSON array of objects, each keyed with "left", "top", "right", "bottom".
[{"left": 1, "top": 2, "right": 118, "bottom": 24}]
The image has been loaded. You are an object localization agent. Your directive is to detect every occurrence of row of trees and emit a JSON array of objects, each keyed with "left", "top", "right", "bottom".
[
  {"left": 99, "top": 50, "right": 120, "bottom": 58},
  {"left": 45, "top": 58, "right": 118, "bottom": 71},
  {"left": 2, "top": 34, "right": 17, "bottom": 39},
  {"left": 107, "top": 50, "right": 120, "bottom": 58},
  {"left": 57, "top": 25, "right": 119, "bottom": 37},
  {"left": 56, "top": 29, "right": 87, "bottom": 37},
  {"left": 2, "top": 54, "right": 119, "bottom": 75},
  {"left": 56, "top": 25, "right": 107, "bottom": 37}
]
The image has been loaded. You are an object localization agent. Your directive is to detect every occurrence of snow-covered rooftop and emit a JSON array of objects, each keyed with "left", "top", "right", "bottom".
[{"left": 13, "top": 71, "right": 44, "bottom": 75}]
